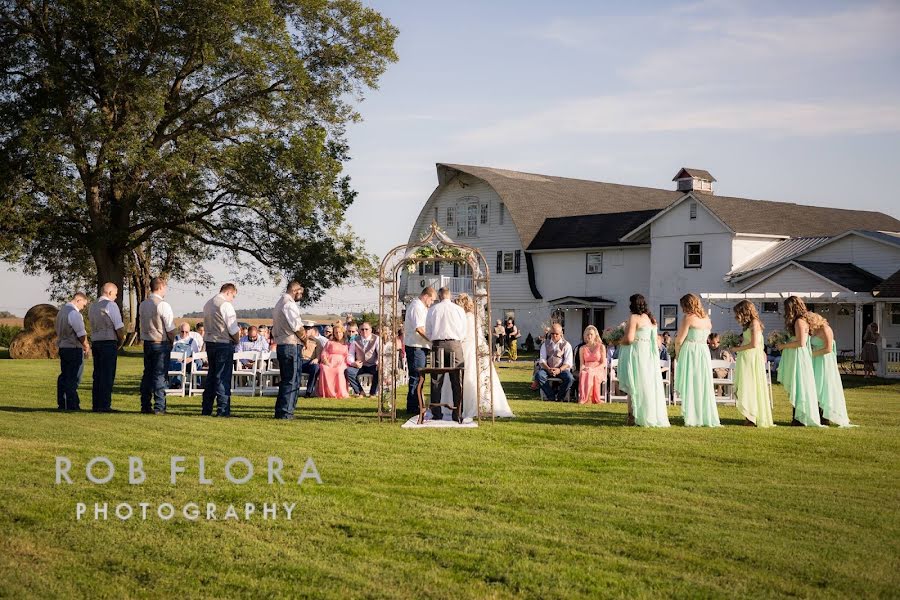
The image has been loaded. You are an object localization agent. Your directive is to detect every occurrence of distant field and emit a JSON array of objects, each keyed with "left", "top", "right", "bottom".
[{"left": 0, "top": 352, "right": 898, "bottom": 598}]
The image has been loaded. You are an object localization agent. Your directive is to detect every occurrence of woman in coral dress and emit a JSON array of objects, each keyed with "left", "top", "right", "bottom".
[
  {"left": 317, "top": 324, "right": 350, "bottom": 398},
  {"left": 578, "top": 325, "right": 607, "bottom": 404}
]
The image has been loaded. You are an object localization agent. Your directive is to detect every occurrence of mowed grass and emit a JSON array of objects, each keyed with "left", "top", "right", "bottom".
[{"left": 0, "top": 351, "right": 898, "bottom": 599}]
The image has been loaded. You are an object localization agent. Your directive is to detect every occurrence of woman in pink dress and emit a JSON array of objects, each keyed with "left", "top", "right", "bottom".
[
  {"left": 578, "top": 325, "right": 607, "bottom": 404},
  {"left": 317, "top": 324, "right": 351, "bottom": 398}
]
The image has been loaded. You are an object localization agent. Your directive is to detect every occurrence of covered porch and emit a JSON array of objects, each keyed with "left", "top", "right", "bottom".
[{"left": 548, "top": 296, "right": 615, "bottom": 336}]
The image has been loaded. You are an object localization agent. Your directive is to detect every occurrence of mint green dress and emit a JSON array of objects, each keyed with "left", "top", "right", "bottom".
[
  {"left": 810, "top": 336, "right": 853, "bottom": 427},
  {"left": 777, "top": 335, "right": 823, "bottom": 427},
  {"left": 675, "top": 327, "right": 720, "bottom": 427},
  {"left": 618, "top": 326, "right": 670, "bottom": 427},
  {"left": 734, "top": 328, "right": 774, "bottom": 427}
]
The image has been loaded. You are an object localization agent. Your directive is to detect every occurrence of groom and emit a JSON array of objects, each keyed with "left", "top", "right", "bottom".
[{"left": 425, "top": 287, "right": 467, "bottom": 421}]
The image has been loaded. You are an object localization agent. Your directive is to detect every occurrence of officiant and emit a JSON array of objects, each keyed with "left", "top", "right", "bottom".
[{"left": 425, "top": 287, "right": 467, "bottom": 421}]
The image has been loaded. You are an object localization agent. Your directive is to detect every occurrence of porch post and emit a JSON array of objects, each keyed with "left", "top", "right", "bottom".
[{"left": 854, "top": 303, "right": 863, "bottom": 359}]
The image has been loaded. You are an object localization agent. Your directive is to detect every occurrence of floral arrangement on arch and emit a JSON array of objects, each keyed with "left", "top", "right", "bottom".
[
  {"left": 405, "top": 244, "right": 473, "bottom": 273},
  {"left": 602, "top": 323, "right": 626, "bottom": 346}
]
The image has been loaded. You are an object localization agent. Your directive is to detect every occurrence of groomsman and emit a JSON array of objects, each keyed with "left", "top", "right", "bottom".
[
  {"left": 88, "top": 283, "right": 126, "bottom": 412},
  {"left": 139, "top": 277, "right": 176, "bottom": 414},
  {"left": 404, "top": 287, "right": 435, "bottom": 415},
  {"left": 55, "top": 292, "right": 90, "bottom": 411},
  {"left": 273, "top": 281, "right": 306, "bottom": 419},
  {"left": 202, "top": 283, "right": 241, "bottom": 417},
  {"left": 425, "top": 287, "right": 467, "bottom": 421}
]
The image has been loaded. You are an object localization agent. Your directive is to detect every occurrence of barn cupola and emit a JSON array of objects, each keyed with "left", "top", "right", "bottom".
[{"left": 673, "top": 168, "right": 716, "bottom": 194}]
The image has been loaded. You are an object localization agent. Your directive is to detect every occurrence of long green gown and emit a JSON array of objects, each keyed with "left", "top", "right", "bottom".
[
  {"left": 675, "top": 327, "right": 720, "bottom": 427},
  {"left": 734, "top": 328, "right": 774, "bottom": 427},
  {"left": 777, "top": 336, "right": 823, "bottom": 427},
  {"left": 810, "top": 336, "right": 853, "bottom": 427},
  {"left": 619, "top": 326, "right": 670, "bottom": 427}
]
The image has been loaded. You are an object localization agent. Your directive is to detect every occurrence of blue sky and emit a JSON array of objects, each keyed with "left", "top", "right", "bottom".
[{"left": 3, "top": 0, "right": 899, "bottom": 315}]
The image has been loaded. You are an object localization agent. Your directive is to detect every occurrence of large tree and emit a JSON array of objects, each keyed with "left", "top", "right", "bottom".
[{"left": 0, "top": 0, "right": 397, "bottom": 313}]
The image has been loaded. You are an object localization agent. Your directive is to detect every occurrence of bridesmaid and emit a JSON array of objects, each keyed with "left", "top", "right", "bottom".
[
  {"left": 807, "top": 311, "right": 854, "bottom": 427},
  {"left": 578, "top": 325, "right": 607, "bottom": 404},
  {"left": 673, "top": 294, "right": 720, "bottom": 427},
  {"left": 618, "top": 294, "right": 670, "bottom": 427},
  {"left": 731, "top": 300, "right": 774, "bottom": 427},
  {"left": 317, "top": 323, "right": 351, "bottom": 398},
  {"left": 776, "top": 296, "right": 823, "bottom": 427}
]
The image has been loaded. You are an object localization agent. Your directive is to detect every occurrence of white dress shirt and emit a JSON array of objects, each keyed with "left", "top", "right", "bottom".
[
  {"left": 404, "top": 297, "right": 430, "bottom": 349},
  {"left": 150, "top": 293, "right": 176, "bottom": 333},
  {"left": 219, "top": 298, "right": 240, "bottom": 336},
  {"left": 540, "top": 339, "right": 574, "bottom": 369},
  {"left": 188, "top": 331, "right": 205, "bottom": 351},
  {"left": 281, "top": 296, "right": 304, "bottom": 331},
  {"left": 66, "top": 302, "right": 87, "bottom": 338},
  {"left": 425, "top": 299, "right": 467, "bottom": 342}
]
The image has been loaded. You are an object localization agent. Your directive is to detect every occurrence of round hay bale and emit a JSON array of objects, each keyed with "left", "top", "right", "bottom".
[{"left": 23, "top": 304, "right": 58, "bottom": 334}]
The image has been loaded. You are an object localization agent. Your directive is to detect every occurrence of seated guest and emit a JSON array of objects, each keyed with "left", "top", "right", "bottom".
[
  {"left": 300, "top": 321, "right": 322, "bottom": 398},
  {"left": 324, "top": 324, "right": 334, "bottom": 341},
  {"left": 170, "top": 323, "right": 200, "bottom": 388},
  {"left": 236, "top": 325, "right": 268, "bottom": 368},
  {"left": 346, "top": 321, "right": 359, "bottom": 343},
  {"left": 317, "top": 324, "right": 350, "bottom": 398},
  {"left": 346, "top": 322, "right": 380, "bottom": 397},
  {"left": 536, "top": 323, "right": 574, "bottom": 401},
  {"left": 191, "top": 322, "right": 206, "bottom": 352},
  {"left": 659, "top": 332, "right": 671, "bottom": 361},
  {"left": 239, "top": 325, "right": 248, "bottom": 340},
  {"left": 314, "top": 324, "right": 329, "bottom": 347},
  {"left": 708, "top": 332, "right": 734, "bottom": 396}
]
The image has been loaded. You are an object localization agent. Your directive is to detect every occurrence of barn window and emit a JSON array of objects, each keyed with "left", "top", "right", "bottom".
[{"left": 684, "top": 242, "right": 702, "bottom": 268}]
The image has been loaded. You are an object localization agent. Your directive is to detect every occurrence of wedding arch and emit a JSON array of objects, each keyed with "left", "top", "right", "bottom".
[{"left": 377, "top": 222, "right": 495, "bottom": 423}]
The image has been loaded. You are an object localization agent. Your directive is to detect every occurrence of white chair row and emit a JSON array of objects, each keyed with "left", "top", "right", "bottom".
[{"left": 167, "top": 350, "right": 310, "bottom": 398}]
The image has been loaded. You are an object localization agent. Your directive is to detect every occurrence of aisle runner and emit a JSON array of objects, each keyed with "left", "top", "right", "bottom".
[{"left": 401, "top": 413, "right": 478, "bottom": 429}]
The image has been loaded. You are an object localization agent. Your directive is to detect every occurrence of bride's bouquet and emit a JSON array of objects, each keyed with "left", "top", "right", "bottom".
[
  {"left": 719, "top": 330, "right": 743, "bottom": 350},
  {"left": 767, "top": 329, "right": 791, "bottom": 347},
  {"left": 602, "top": 323, "right": 626, "bottom": 346}
]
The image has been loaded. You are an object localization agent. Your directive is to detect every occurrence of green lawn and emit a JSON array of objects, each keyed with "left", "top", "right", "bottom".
[{"left": 0, "top": 352, "right": 898, "bottom": 599}]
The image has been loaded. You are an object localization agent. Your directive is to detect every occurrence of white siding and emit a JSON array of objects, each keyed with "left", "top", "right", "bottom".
[
  {"left": 800, "top": 235, "right": 900, "bottom": 279},
  {"left": 732, "top": 235, "right": 782, "bottom": 270}
]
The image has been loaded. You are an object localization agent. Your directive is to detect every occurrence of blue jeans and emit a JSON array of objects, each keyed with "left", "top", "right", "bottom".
[
  {"left": 141, "top": 341, "right": 170, "bottom": 412},
  {"left": 275, "top": 344, "right": 300, "bottom": 418},
  {"left": 537, "top": 368, "right": 574, "bottom": 401},
  {"left": 202, "top": 342, "right": 234, "bottom": 416},
  {"left": 91, "top": 340, "right": 118, "bottom": 411},
  {"left": 405, "top": 346, "right": 428, "bottom": 414},
  {"left": 58, "top": 347, "right": 84, "bottom": 410},
  {"left": 302, "top": 360, "right": 319, "bottom": 397},
  {"left": 347, "top": 364, "right": 378, "bottom": 395}
]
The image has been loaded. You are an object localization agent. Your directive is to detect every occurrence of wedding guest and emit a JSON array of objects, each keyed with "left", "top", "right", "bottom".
[
  {"left": 324, "top": 324, "right": 334, "bottom": 341},
  {"left": 776, "top": 296, "right": 823, "bottom": 427},
  {"left": 404, "top": 287, "right": 436, "bottom": 415},
  {"left": 273, "top": 281, "right": 306, "bottom": 420},
  {"left": 862, "top": 322, "right": 880, "bottom": 378},
  {"left": 346, "top": 322, "right": 380, "bottom": 397},
  {"left": 314, "top": 324, "right": 329, "bottom": 348},
  {"left": 808, "top": 311, "right": 853, "bottom": 427},
  {"left": 618, "top": 294, "right": 669, "bottom": 427},
  {"left": 202, "top": 283, "right": 241, "bottom": 417},
  {"left": 673, "top": 294, "right": 720, "bottom": 427},
  {"left": 88, "top": 283, "right": 126, "bottom": 412},
  {"left": 239, "top": 325, "right": 248, "bottom": 339},
  {"left": 56, "top": 292, "right": 90, "bottom": 411},
  {"left": 346, "top": 321, "right": 360, "bottom": 343},
  {"left": 536, "top": 323, "right": 574, "bottom": 402},
  {"left": 504, "top": 318, "right": 520, "bottom": 361},
  {"left": 578, "top": 325, "right": 606, "bottom": 404},
  {"left": 425, "top": 287, "right": 467, "bottom": 420},
  {"left": 300, "top": 321, "right": 322, "bottom": 397},
  {"left": 139, "top": 277, "right": 176, "bottom": 415},
  {"left": 659, "top": 332, "right": 671, "bottom": 361},
  {"left": 317, "top": 323, "right": 351, "bottom": 398},
  {"left": 170, "top": 322, "right": 200, "bottom": 390},
  {"left": 193, "top": 323, "right": 206, "bottom": 351},
  {"left": 707, "top": 332, "right": 733, "bottom": 396},
  {"left": 236, "top": 325, "right": 268, "bottom": 368},
  {"left": 493, "top": 320, "right": 506, "bottom": 361},
  {"left": 731, "top": 300, "right": 774, "bottom": 427}
]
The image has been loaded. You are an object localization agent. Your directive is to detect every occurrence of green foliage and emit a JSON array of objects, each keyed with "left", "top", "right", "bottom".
[
  {"left": 357, "top": 310, "right": 380, "bottom": 329},
  {"left": 0, "top": 311, "right": 18, "bottom": 318},
  {"left": 0, "top": 325, "right": 21, "bottom": 347},
  {"left": 0, "top": 0, "right": 397, "bottom": 302}
]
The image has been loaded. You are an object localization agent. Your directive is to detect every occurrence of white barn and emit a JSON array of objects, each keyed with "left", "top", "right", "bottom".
[{"left": 402, "top": 164, "right": 900, "bottom": 376}]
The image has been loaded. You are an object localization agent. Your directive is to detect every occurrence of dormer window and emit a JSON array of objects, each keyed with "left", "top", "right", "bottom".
[{"left": 689, "top": 202, "right": 698, "bottom": 219}]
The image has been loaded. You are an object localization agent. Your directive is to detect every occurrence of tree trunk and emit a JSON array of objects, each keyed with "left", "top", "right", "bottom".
[{"left": 94, "top": 246, "right": 127, "bottom": 313}]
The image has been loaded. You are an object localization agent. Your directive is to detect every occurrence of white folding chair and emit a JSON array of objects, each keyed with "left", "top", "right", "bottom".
[
  {"left": 660, "top": 359, "right": 671, "bottom": 403},
  {"left": 257, "top": 351, "right": 279, "bottom": 396},
  {"left": 710, "top": 359, "right": 736, "bottom": 404},
  {"left": 232, "top": 351, "right": 259, "bottom": 396},
  {"left": 766, "top": 360, "right": 774, "bottom": 410},
  {"left": 607, "top": 358, "right": 628, "bottom": 403},
  {"left": 670, "top": 358, "right": 681, "bottom": 405},
  {"left": 188, "top": 351, "right": 208, "bottom": 396},
  {"left": 165, "top": 351, "right": 188, "bottom": 396}
]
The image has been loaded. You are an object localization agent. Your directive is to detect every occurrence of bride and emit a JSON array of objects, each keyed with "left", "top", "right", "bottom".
[{"left": 441, "top": 293, "right": 515, "bottom": 419}]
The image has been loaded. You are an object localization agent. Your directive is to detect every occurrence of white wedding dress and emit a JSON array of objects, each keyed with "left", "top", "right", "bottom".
[{"left": 441, "top": 312, "right": 515, "bottom": 419}]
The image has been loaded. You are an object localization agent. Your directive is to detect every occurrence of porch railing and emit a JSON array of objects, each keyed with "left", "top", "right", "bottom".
[{"left": 884, "top": 348, "right": 900, "bottom": 379}]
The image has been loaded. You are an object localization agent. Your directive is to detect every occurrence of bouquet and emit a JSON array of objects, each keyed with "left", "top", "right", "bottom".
[
  {"left": 719, "top": 330, "right": 743, "bottom": 350},
  {"left": 602, "top": 323, "right": 626, "bottom": 346},
  {"left": 766, "top": 330, "right": 791, "bottom": 347}
]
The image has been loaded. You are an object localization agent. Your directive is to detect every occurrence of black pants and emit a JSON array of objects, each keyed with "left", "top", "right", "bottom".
[
  {"left": 57, "top": 347, "right": 84, "bottom": 410},
  {"left": 203, "top": 342, "right": 234, "bottom": 416},
  {"left": 141, "top": 341, "right": 171, "bottom": 413},
  {"left": 430, "top": 339, "right": 463, "bottom": 421},
  {"left": 91, "top": 340, "right": 118, "bottom": 411}
]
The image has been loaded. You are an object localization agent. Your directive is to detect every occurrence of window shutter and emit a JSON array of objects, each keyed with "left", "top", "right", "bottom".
[
  {"left": 418, "top": 262, "right": 424, "bottom": 276},
  {"left": 496, "top": 251, "right": 502, "bottom": 273},
  {"left": 453, "top": 263, "right": 459, "bottom": 277},
  {"left": 514, "top": 250, "right": 521, "bottom": 273},
  {"left": 434, "top": 261, "right": 440, "bottom": 275}
]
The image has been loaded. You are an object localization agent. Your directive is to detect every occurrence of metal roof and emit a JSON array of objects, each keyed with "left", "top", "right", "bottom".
[{"left": 727, "top": 237, "right": 831, "bottom": 280}]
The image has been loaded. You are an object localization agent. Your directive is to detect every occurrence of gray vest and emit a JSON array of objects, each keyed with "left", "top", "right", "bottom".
[
  {"left": 543, "top": 339, "right": 566, "bottom": 368},
  {"left": 273, "top": 293, "right": 301, "bottom": 345},
  {"left": 139, "top": 295, "right": 165, "bottom": 342},
  {"left": 203, "top": 294, "right": 234, "bottom": 344},
  {"left": 352, "top": 336, "right": 380, "bottom": 366},
  {"left": 55, "top": 303, "right": 82, "bottom": 349},
  {"left": 89, "top": 297, "right": 118, "bottom": 342}
]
